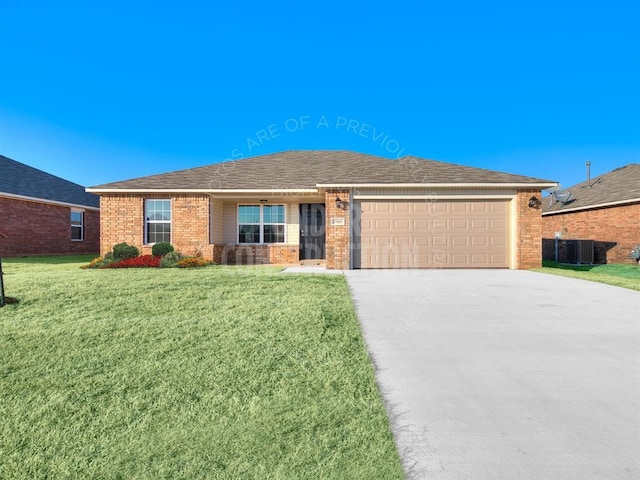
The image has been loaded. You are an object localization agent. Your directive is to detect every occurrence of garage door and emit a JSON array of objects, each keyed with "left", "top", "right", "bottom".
[{"left": 357, "top": 200, "right": 510, "bottom": 268}]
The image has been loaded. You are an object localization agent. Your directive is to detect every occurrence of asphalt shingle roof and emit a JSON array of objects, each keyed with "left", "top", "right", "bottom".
[
  {"left": 89, "top": 150, "right": 554, "bottom": 190},
  {"left": 0, "top": 154, "right": 100, "bottom": 208},
  {"left": 543, "top": 164, "right": 640, "bottom": 214}
]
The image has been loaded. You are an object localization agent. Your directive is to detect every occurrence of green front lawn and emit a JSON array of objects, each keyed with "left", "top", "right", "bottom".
[
  {"left": 0, "top": 256, "right": 403, "bottom": 479},
  {"left": 535, "top": 260, "right": 640, "bottom": 291}
]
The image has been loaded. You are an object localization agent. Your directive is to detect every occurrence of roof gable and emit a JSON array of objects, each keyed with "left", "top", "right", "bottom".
[
  {"left": 0, "top": 154, "right": 100, "bottom": 208},
  {"left": 543, "top": 164, "right": 640, "bottom": 214},
  {"left": 89, "top": 150, "right": 555, "bottom": 191}
]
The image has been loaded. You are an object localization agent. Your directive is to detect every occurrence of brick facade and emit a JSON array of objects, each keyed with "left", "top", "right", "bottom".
[
  {"left": 100, "top": 194, "right": 211, "bottom": 258},
  {"left": 0, "top": 196, "right": 99, "bottom": 257},
  {"left": 325, "top": 191, "right": 350, "bottom": 270},
  {"left": 213, "top": 245, "right": 299, "bottom": 265},
  {"left": 100, "top": 194, "right": 300, "bottom": 264},
  {"left": 98, "top": 190, "right": 544, "bottom": 270},
  {"left": 542, "top": 203, "right": 640, "bottom": 264},
  {"left": 515, "top": 189, "right": 543, "bottom": 269}
]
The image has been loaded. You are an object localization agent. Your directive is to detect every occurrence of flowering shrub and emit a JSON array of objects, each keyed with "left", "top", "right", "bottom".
[
  {"left": 104, "top": 255, "right": 161, "bottom": 269},
  {"left": 177, "top": 257, "right": 213, "bottom": 268},
  {"left": 81, "top": 256, "right": 104, "bottom": 269}
]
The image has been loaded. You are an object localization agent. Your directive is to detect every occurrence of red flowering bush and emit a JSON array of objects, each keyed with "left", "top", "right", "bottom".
[{"left": 103, "top": 255, "right": 161, "bottom": 269}]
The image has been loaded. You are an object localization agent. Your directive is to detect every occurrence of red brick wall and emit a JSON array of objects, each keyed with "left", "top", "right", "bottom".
[
  {"left": 100, "top": 194, "right": 303, "bottom": 264},
  {"left": 542, "top": 203, "right": 640, "bottom": 264},
  {"left": 99, "top": 194, "right": 144, "bottom": 255},
  {"left": 515, "top": 189, "right": 543, "bottom": 270},
  {"left": 172, "top": 195, "right": 211, "bottom": 257},
  {"left": 99, "top": 194, "right": 211, "bottom": 258},
  {"left": 325, "top": 191, "right": 350, "bottom": 270},
  {"left": 98, "top": 190, "right": 548, "bottom": 270},
  {"left": 0, "top": 196, "right": 99, "bottom": 256}
]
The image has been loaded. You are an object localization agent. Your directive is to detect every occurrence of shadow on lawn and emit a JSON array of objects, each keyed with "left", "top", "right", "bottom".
[
  {"left": 542, "top": 260, "right": 596, "bottom": 272},
  {"left": 2, "top": 254, "right": 98, "bottom": 265},
  {"left": 0, "top": 296, "right": 19, "bottom": 306}
]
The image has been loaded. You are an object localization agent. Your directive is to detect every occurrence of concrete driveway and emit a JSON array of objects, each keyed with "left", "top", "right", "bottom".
[{"left": 345, "top": 270, "right": 640, "bottom": 480}]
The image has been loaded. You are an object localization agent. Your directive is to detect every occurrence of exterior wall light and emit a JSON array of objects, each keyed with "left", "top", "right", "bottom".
[
  {"left": 528, "top": 196, "right": 542, "bottom": 209},
  {"left": 335, "top": 196, "right": 348, "bottom": 210}
]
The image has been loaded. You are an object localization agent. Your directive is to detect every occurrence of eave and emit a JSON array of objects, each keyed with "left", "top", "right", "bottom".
[
  {"left": 86, "top": 188, "right": 319, "bottom": 194},
  {"left": 316, "top": 182, "right": 558, "bottom": 189},
  {"left": 87, "top": 182, "right": 558, "bottom": 194},
  {"left": 542, "top": 197, "right": 640, "bottom": 216},
  {"left": 0, "top": 191, "right": 100, "bottom": 211}
]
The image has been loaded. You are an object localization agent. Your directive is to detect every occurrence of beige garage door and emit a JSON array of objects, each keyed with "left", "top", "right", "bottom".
[{"left": 358, "top": 200, "right": 510, "bottom": 268}]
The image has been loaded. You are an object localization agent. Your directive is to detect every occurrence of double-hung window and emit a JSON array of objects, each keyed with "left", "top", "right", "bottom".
[
  {"left": 71, "top": 210, "right": 83, "bottom": 241},
  {"left": 238, "top": 205, "right": 285, "bottom": 243},
  {"left": 145, "top": 199, "right": 171, "bottom": 244}
]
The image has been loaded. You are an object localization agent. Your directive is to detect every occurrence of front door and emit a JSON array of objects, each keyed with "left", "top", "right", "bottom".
[{"left": 299, "top": 203, "right": 325, "bottom": 260}]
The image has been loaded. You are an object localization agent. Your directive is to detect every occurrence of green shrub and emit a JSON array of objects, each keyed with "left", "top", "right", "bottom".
[
  {"left": 112, "top": 243, "right": 140, "bottom": 261},
  {"left": 160, "top": 251, "right": 184, "bottom": 268},
  {"left": 102, "top": 252, "right": 115, "bottom": 264},
  {"left": 152, "top": 242, "right": 174, "bottom": 257}
]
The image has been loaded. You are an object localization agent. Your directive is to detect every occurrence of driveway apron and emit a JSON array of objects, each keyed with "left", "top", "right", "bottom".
[{"left": 345, "top": 270, "right": 640, "bottom": 480}]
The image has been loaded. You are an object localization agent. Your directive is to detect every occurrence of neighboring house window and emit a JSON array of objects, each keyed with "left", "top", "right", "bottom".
[
  {"left": 71, "top": 211, "right": 83, "bottom": 241},
  {"left": 145, "top": 199, "right": 171, "bottom": 244},
  {"left": 238, "top": 205, "right": 285, "bottom": 243}
]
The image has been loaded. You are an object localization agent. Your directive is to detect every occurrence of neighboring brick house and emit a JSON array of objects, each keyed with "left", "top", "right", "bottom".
[
  {"left": 542, "top": 164, "right": 640, "bottom": 264},
  {"left": 88, "top": 150, "right": 556, "bottom": 270},
  {"left": 0, "top": 154, "right": 100, "bottom": 256}
]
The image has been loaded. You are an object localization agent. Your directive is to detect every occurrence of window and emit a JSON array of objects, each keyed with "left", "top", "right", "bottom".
[
  {"left": 145, "top": 199, "right": 171, "bottom": 244},
  {"left": 71, "top": 211, "right": 83, "bottom": 241},
  {"left": 238, "top": 205, "right": 260, "bottom": 243},
  {"left": 238, "top": 205, "right": 285, "bottom": 243},
  {"left": 262, "top": 205, "right": 285, "bottom": 243}
]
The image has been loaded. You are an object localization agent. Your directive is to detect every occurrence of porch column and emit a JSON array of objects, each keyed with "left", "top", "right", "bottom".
[{"left": 325, "top": 191, "right": 350, "bottom": 270}]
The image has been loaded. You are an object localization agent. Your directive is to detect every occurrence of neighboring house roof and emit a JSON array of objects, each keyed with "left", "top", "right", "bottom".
[
  {"left": 88, "top": 150, "right": 555, "bottom": 192},
  {"left": 543, "top": 164, "right": 640, "bottom": 215},
  {"left": 0, "top": 154, "right": 99, "bottom": 209}
]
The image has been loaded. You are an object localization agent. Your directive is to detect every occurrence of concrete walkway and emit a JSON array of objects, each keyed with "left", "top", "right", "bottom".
[{"left": 345, "top": 270, "right": 640, "bottom": 480}]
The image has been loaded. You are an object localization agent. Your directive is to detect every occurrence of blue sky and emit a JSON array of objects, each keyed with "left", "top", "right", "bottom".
[{"left": 1, "top": 1, "right": 638, "bottom": 189}]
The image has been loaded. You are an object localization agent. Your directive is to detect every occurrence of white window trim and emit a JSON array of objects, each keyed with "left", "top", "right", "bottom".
[
  {"left": 237, "top": 204, "right": 287, "bottom": 244},
  {"left": 71, "top": 209, "right": 84, "bottom": 242},
  {"left": 144, "top": 199, "right": 172, "bottom": 245}
]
